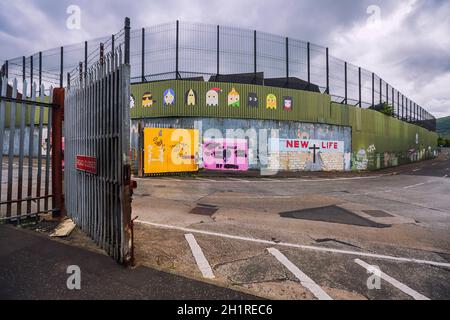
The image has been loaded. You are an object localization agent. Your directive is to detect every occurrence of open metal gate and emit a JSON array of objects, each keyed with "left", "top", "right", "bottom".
[{"left": 64, "top": 19, "right": 133, "bottom": 263}]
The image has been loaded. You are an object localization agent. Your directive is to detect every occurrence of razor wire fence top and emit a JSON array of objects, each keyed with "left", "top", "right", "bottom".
[{"left": 0, "top": 20, "right": 436, "bottom": 130}]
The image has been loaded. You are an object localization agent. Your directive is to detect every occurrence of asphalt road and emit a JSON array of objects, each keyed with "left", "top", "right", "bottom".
[
  {"left": 132, "top": 149, "right": 450, "bottom": 300},
  {"left": 0, "top": 225, "right": 257, "bottom": 300}
]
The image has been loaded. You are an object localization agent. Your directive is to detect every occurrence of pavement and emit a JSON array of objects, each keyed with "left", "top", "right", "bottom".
[
  {"left": 131, "top": 149, "right": 450, "bottom": 300},
  {"left": 0, "top": 225, "right": 257, "bottom": 300}
]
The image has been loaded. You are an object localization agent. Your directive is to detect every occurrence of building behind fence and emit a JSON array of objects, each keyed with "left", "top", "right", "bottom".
[{"left": 0, "top": 21, "right": 436, "bottom": 132}]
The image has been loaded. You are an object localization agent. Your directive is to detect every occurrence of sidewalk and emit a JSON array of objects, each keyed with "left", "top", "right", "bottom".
[{"left": 0, "top": 225, "right": 257, "bottom": 300}]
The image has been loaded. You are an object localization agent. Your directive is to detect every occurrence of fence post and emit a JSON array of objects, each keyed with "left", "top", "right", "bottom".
[
  {"left": 30, "top": 55, "right": 33, "bottom": 93},
  {"left": 52, "top": 88, "right": 65, "bottom": 218},
  {"left": 254, "top": 30, "right": 257, "bottom": 83},
  {"left": 391, "top": 87, "right": 394, "bottom": 117},
  {"left": 100, "top": 43, "right": 104, "bottom": 65},
  {"left": 386, "top": 83, "right": 389, "bottom": 106},
  {"left": 379, "top": 78, "right": 382, "bottom": 104},
  {"left": 217, "top": 25, "right": 220, "bottom": 76},
  {"left": 60, "top": 46, "right": 64, "bottom": 87},
  {"left": 358, "top": 67, "right": 361, "bottom": 107},
  {"left": 111, "top": 34, "right": 115, "bottom": 67},
  {"left": 371, "top": 72, "right": 375, "bottom": 107},
  {"left": 326, "top": 48, "right": 329, "bottom": 94},
  {"left": 344, "top": 61, "right": 347, "bottom": 104},
  {"left": 125, "top": 17, "right": 131, "bottom": 65},
  {"left": 286, "top": 37, "right": 289, "bottom": 86},
  {"left": 67, "top": 72, "right": 71, "bottom": 89},
  {"left": 141, "top": 27, "right": 145, "bottom": 82},
  {"left": 5, "top": 60, "right": 8, "bottom": 78},
  {"left": 307, "top": 42, "right": 311, "bottom": 89},
  {"left": 176, "top": 20, "right": 179, "bottom": 79},
  {"left": 402, "top": 95, "right": 404, "bottom": 120},
  {"left": 84, "top": 41, "right": 88, "bottom": 80},
  {"left": 39, "top": 52, "right": 42, "bottom": 95},
  {"left": 22, "top": 56, "right": 25, "bottom": 84},
  {"left": 397, "top": 91, "right": 400, "bottom": 119}
]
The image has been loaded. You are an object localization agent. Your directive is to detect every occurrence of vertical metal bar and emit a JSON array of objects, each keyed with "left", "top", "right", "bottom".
[
  {"left": 17, "top": 81, "right": 27, "bottom": 216},
  {"left": 44, "top": 89, "right": 53, "bottom": 211},
  {"left": 125, "top": 17, "right": 130, "bottom": 65},
  {"left": 402, "top": 94, "right": 404, "bottom": 120},
  {"left": 344, "top": 62, "right": 347, "bottom": 104},
  {"left": 175, "top": 20, "right": 179, "bottom": 79},
  {"left": 307, "top": 42, "right": 310, "bottom": 89},
  {"left": 254, "top": 30, "right": 257, "bottom": 82},
  {"left": 22, "top": 56, "right": 26, "bottom": 84},
  {"left": 39, "top": 52, "right": 42, "bottom": 95},
  {"left": 392, "top": 87, "right": 395, "bottom": 117},
  {"left": 30, "top": 56, "right": 33, "bottom": 94},
  {"left": 141, "top": 28, "right": 145, "bottom": 82},
  {"left": 85, "top": 41, "right": 88, "bottom": 80},
  {"left": 397, "top": 91, "right": 400, "bottom": 119},
  {"left": 358, "top": 67, "right": 362, "bottom": 107},
  {"left": 6, "top": 79, "right": 18, "bottom": 217},
  {"left": 0, "top": 75, "right": 7, "bottom": 204},
  {"left": 386, "top": 83, "right": 389, "bottom": 105},
  {"left": 371, "top": 73, "right": 375, "bottom": 107},
  {"left": 111, "top": 34, "right": 115, "bottom": 66},
  {"left": 326, "top": 48, "right": 329, "bottom": 94},
  {"left": 60, "top": 47, "right": 64, "bottom": 88},
  {"left": 36, "top": 85, "right": 45, "bottom": 214},
  {"left": 5, "top": 60, "right": 8, "bottom": 78},
  {"left": 286, "top": 37, "right": 289, "bottom": 86},
  {"left": 26, "top": 83, "right": 36, "bottom": 214},
  {"left": 379, "top": 78, "right": 382, "bottom": 104},
  {"left": 52, "top": 88, "right": 65, "bottom": 217},
  {"left": 217, "top": 25, "right": 220, "bottom": 76}
]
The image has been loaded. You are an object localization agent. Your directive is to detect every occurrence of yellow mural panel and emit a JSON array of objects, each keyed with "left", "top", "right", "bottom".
[{"left": 143, "top": 128, "right": 199, "bottom": 174}]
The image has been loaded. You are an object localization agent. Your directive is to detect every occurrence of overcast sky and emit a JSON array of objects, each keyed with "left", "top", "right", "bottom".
[{"left": 0, "top": 0, "right": 449, "bottom": 118}]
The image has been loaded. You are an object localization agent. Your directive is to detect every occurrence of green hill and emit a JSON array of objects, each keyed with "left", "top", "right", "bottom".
[{"left": 437, "top": 116, "right": 450, "bottom": 138}]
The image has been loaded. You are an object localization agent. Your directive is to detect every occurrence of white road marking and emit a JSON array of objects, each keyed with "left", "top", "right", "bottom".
[
  {"left": 195, "top": 177, "right": 217, "bottom": 182},
  {"left": 184, "top": 233, "right": 215, "bottom": 279},
  {"left": 136, "top": 220, "right": 450, "bottom": 269},
  {"left": 403, "top": 183, "right": 425, "bottom": 189},
  {"left": 268, "top": 248, "right": 332, "bottom": 300},
  {"left": 354, "top": 259, "right": 430, "bottom": 300},
  {"left": 412, "top": 168, "right": 422, "bottom": 172},
  {"left": 227, "top": 177, "right": 250, "bottom": 182},
  {"left": 160, "top": 177, "right": 183, "bottom": 182},
  {"left": 432, "top": 163, "right": 439, "bottom": 166}
]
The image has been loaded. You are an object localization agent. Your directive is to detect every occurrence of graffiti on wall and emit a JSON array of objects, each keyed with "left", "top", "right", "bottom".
[
  {"left": 143, "top": 128, "right": 199, "bottom": 174},
  {"left": 268, "top": 138, "right": 345, "bottom": 171},
  {"left": 203, "top": 138, "right": 249, "bottom": 171}
]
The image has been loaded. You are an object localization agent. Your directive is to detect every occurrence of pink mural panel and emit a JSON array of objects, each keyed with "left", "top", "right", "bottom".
[{"left": 203, "top": 139, "right": 249, "bottom": 171}]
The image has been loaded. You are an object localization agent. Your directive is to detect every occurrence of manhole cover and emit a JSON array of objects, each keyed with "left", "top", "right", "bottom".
[
  {"left": 362, "top": 210, "right": 393, "bottom": 218},
  {"left": 189, "top": 205, "right": 218, "bottom": 216},
  {"left": 279, "top": 205, "right": 390, "bottom": 228}
]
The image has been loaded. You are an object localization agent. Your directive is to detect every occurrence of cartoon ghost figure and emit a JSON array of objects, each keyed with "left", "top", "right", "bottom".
[
  {"left": 163, "top": 89, "right": 175, "bottom": 106},
  {"left": 142, "top": 92, "right": 155, "bottom": 108},
  {"left": 266, "top": 94, "right": 277, "bottom": 110},
  {"left": 206, "top": 88, "right": 220, "bottom": 106},
  {"left": 283, "top": 96, "right": 293, "bottom": 111},
  {"left": 248, "top": 93, "right": 258, "bottom": 108},
  {"left": 185, "top": 89, "right": 197, "bottom": 106},
  {"left": 228, "top": 88, "right": 240, "bottom": 107},
  {"left": 130, "top": 94, "right": 135, "bottom": 109}
]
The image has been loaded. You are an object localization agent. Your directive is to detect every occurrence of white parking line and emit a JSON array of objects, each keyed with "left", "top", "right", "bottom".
[
  {"left": 185, "top": 234, "right": 215, "bottom": 279},
  {"left": 195, "top": 177, "right": 217, "bottom": 182},
  {"left": 268, "top": 248, "right": 332, "bottom": 300},
  {"left": 136, "top": 220, "right": 450, "bottom": 268},
  {"left": 227, "top": 177, "right": 250, "bottom": 182},
  {"left": 354, "top": 259, "right": 430, "bottom": 300},
  {"left": 403, "top": 183, "right": 425, "bottom": 189},
  {"left": 412, "top": 168, "right": 422, "bottom": 172}
]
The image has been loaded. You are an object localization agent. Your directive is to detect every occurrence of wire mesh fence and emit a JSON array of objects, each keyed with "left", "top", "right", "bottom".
[{"left": 0, "top": 20, "right": 436, "bottom": 131}]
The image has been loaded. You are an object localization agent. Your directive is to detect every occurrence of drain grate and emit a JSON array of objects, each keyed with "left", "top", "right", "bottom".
[
  {"left": 362, "top": 210, "right": 393, "bottom": 218},
  {"left": 279, "top": 205, "right": 390, "bottom": 228},
  {"left": 189, "top": 205, "right": 218, "bottom": 216}
]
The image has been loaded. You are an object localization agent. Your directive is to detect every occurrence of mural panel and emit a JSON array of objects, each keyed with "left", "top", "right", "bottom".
[
  {"left": 203, "top": 139, "right": 249, "bottom": 171},
  {"left": 143, "top": 128, "right": 199, "bottom": 174}
]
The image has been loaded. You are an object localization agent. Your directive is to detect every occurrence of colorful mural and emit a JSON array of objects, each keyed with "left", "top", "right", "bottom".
[
  {"left": 185, "top": 89, "right": 197, "bottom": 106},
  {"left": 163, "top": 89, "right": 175, "bottom": 106},
  {"left": 228, "top": 88, "right": 240, "bottom": 107},
  {"left": 143, "top": 128, "right": 199, "bottom": 174},
  {"left": 206, "top": 88, "right": 220, "bottom": 106},
  {"left": 142, "top": 92, "right": 155, "bottom": 108},
  {"left": 130, "top": 94, "right": 135, "bottom": 109},
  {"left": 248, "top": 92, "right": 258, "bottom": 108},
  {"left": 203, "top": 138, "right": 249, "bottom": 171},
  {"left": 266, "top": 94, "right": 277, "bottom": 110},
  {"left": 283, "top": 96, "right": 293, "bottom": 111}
]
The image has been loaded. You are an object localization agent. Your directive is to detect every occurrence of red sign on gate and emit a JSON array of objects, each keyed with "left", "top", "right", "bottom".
[{"left": 76, "top": 155, "right": 97, "bottom": 174}]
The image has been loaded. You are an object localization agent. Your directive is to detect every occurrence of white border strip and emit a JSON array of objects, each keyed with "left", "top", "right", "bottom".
[
  {"left": 137, "top": 220, "right": 450, "bottom": 269},
  {"left": 268, "top": 248, "right": 332, "bottom": 300},
  {"left": 185, "top": 234, "right": 215, "bottom": 279},
  {"left": 403, "top": 183, "right": 425, "bottom": 189},
  {"left": 354, "top": 259, "right": 430, "bottom": 300}
]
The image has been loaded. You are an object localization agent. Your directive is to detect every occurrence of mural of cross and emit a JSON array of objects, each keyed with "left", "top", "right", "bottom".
[{"left": 309, "top": 144, "right": 320, "bottom": 163}]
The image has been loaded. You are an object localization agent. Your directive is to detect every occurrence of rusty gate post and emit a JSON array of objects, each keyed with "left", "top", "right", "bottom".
[{"left": 52, "top": 88, "right": 66, "bottom": 218}]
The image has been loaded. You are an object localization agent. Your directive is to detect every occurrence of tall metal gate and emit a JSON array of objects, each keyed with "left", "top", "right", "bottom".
[
  {"left": 0, "top": 77, "right": 61, "bottom": 221},
  {"left": 64, "top": 19, "right": 133, "bottom": 263}
]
